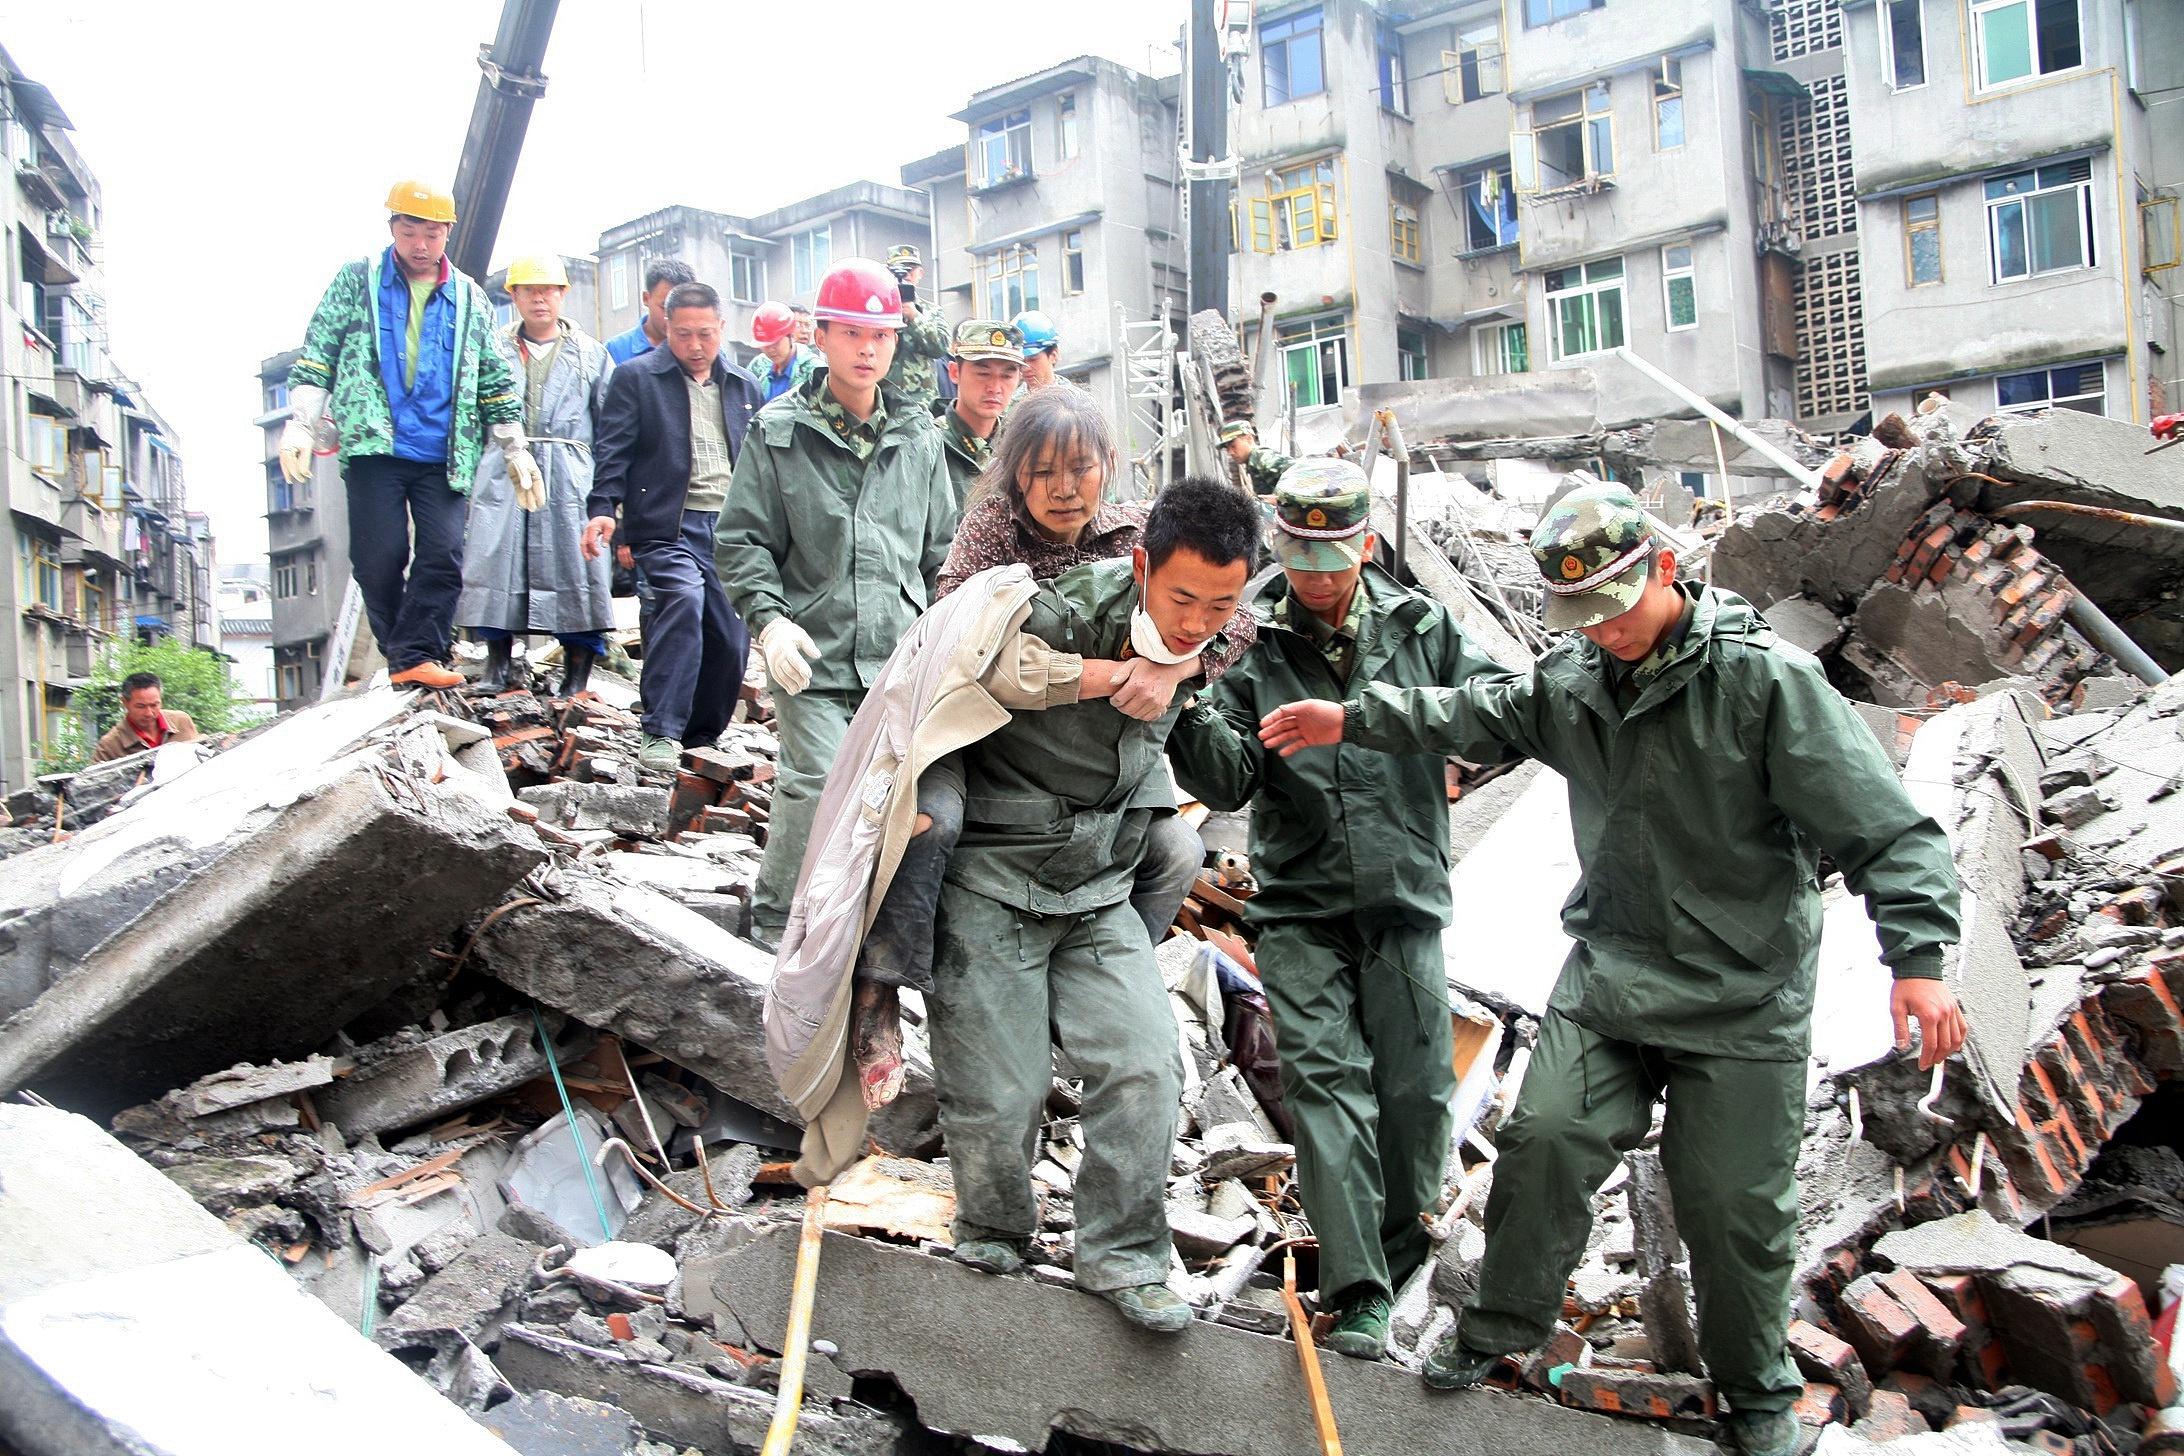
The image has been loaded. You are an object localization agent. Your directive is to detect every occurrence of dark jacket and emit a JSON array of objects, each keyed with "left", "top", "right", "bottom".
[{"left": 588, "top": 344, "right": 764, "bottom": 545}]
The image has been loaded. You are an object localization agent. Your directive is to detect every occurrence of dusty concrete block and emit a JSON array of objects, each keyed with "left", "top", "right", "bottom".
[
  {"left": 1556, "top": 1366, "right": 1717, "bottom": 1421},
  {"left": 0, "top": 1104, "right": 513, "bottom": 1456},
  {"left": 318, "top": 1014, "right": 591, "bottom": 1138},
  {"left": 0, "top": 692, "right": 545, "bottom": 1118},
  {"left": 689, "top": 1220, "right": 1720, "bottom": 1455},
  {"left": 475, "top": 1389, "right": 640, "bottom": 1456},
  {"left": 470, "top": 872, "right": 937, "bottom": 1155},
  {"left": 515, "top": 783, "right": 670, "bottom": 838},
  {"left": 377, "top": 1231, "right": 539, "bottom": 1352}
]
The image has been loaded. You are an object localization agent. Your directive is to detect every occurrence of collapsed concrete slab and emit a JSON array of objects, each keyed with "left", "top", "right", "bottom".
[
  {"left": 318, "top": 1013, "right": 593, "bottom": 1138},
  {"left": 0, "top": 692, "right": 545, "bottom": 1117},
  {"left": 470, "top": 868, "right": 939, "bottom": 1156},
  {"left": 0, "top": 1103, "right": 515, "bottom": 1456},
  {"left": 688, "top": 1221, "right": 1720, "bottom": 1456}
]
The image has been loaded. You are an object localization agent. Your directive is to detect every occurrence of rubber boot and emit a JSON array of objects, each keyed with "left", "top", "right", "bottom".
[
  {"left": 478, "top": 637, "right": 514, "bottom": 693},
  {"left": 559, "top": 646, "right": 597, "bottom": 699}
]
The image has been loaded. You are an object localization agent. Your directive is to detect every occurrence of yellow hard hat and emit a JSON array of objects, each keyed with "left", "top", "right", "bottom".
[
  {"left": 504, "top": 255, "right": 569, "bottom": 288},
  {"left": 385, "top": 179, "right": 457, "bottom": 223}
]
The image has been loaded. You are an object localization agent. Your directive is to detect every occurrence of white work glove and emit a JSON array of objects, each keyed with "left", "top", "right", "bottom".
[
  {"left": 278, "top": 384, "right": 329, "bottom": 486},
  {"left": 492, "top": 421, "right": 546, "bottom": 512},
  {"left": 759, "top": 617, "right": 820, "bottom": 696}
]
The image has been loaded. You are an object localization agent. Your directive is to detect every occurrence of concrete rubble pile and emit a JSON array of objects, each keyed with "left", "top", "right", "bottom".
[{"left": 9, "top": 399, "right": 2184, "bottom": 1454}]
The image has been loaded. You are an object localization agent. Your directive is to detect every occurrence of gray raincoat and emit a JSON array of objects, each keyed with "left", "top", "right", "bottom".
[{"left": 457, "top": 321, "right": 618, "bottom": 636}]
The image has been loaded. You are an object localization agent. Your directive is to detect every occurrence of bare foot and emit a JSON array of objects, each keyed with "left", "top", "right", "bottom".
[{"left": 852, "top": 979, "right": 905, "bottom": 1110}]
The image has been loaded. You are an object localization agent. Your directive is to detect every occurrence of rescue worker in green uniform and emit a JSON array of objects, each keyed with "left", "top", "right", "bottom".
[
  {"left": 935, "top": 318, "right": 1023, "bottom": 505},
  {"left": 1257, "top": 480, "right": 1968, "bottom": 1456},
  {"left": 882, "top": 244, "right": 953, "bottom": 414},
  {"left": 1220, "top": 420, "right": 1291, "bottom": 496},
  {"left": 716, "top": 257, "right": 957, "bottom": 946},
  {"left": 1165, "top": 459, "right": 1511, "bottom": 1361},
  {"left": 934, "top": 477, "right": 1263, "bottom": 1334}
]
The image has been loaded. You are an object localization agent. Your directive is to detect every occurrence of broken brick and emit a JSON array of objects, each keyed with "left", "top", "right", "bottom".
[
  {"left": 1557, "top": 1367, "right": 1716, "bottom": 1421},
  {"left": 1788, "top": 1320, "right": 1873, "bottom": 1417},
  {"left": 1837, "top": 1272, "right": 1922, "bottom": 1376},
  {"left": 1848, "top": 1389, "right": 1928, "bottom": 1442},
  {"left": 1792, "top": 1382, "right": 1845, "bottom": 1428}
]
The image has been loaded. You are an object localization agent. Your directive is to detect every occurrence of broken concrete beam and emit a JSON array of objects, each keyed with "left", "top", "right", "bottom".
[
  {"left": 515, "top": 783, "right": 670, "bottom": 838},
  {"left": 0, "top": 691, "right": 545, "bottom": 1118},
  {"left": 474, "top": 1389, "right": 641, "bottom": 1456},
  {"left": 469, "top": 871, "right": 937, "bottom": 1155},
  {"left": 1625, "top": 1150, "right": 1703, "bottom": 1376},
  {"left": 377, "top": 1229, "right": 538, "bottom": 1354},
  {"left": 0, "top": 1104, "right": 515, "bottom": 1456},
  {"left": 1555, "top": 1365, "right": 1717, "bottom": 1421},
  {"left": 493, "top": 1323, "right": 909, "bottom": 1456},
  {"left": 318, "top": 1014, "right": 592, "bottom": 1139},
  {"left": 687, "top": 1220, "right": 1720, "bottom": 1455}
]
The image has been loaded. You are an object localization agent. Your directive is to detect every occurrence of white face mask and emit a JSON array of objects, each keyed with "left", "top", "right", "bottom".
[{"left": 1130, "top": 578, "right": 1207, "bottom": 666}]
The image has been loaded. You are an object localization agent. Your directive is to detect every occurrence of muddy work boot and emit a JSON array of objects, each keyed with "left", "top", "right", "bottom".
[
  {"left": 637, "top": 735, "right": 681, "bottom": 773},
  {"left": 478, "top": 636, "right": 515, "bottom": 692},
  {"left": 558, "top": 646, "right": 598, "bottom": 698},
  {"left": 1421, "top": 1333, "right": 1503, "bottom": 1391},
  {"left": 1098, "top": 1283, "right": 1191, "bottom": 1334},
  {"left": 850, "top": 978, "right": 906, "bottom": 1110},
  {"left": 1724, "top": 1408, "right": 1801, "bottom": 1456},
  {"left": 1322, "top": 1293, "right": 1391, "bottom": 1361},
  {"left": 952, "top": 1238, "right": 1027, "bottom": 1276}
]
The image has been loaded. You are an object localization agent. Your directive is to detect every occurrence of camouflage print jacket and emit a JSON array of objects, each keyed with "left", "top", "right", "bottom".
[
  {"left": 285, "top": 250, "right": 522, "bottom": 494},
  {"left": 1242, "top": 446, "right": 1293, "bottom": 495},
  {"left": 884, "top": 299, "right": 954, "bottom": 413}
]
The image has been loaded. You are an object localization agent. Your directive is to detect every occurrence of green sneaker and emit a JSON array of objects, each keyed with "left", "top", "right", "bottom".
[
  {"left": 1725, "top": 1408, "right": 1801, "bottom": 1456},
  {"left": 1421, "top": 1333, "right": 1502, "bottom": 1391},
  {"left": 1322, "top": 1293, "right": 1391, "bottom": 1361},
  {"left": 951, "top": 1238, "right": 1026, "bottom": 1276},
  {"left": 1098, "top": 1282, "right": 1192, "bottom": 1334},
  {"left": 637, "top": 735, "right": 681, "bottom": 772}
]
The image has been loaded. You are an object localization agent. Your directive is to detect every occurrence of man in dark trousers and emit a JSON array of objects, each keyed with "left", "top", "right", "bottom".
[{"left": 584, "top": 282, "right": 763, "bottom": 771}]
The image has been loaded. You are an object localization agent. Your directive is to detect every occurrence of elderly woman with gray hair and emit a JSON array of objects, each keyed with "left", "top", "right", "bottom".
[{"left": 849, "top": 385, "right": 1256, "bottom": 1102}]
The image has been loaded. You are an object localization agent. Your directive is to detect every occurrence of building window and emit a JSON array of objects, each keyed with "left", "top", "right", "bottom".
[
  {"left": 1972, "top": 0, "right": 2081, "bottom": 91},
  {"left": 1277, "top": 315, "right": 1349, "bottom": 409},
  {"left": 1653, "top": 59, "right": 1684, "bottom": 150},
  {"left": 792, "top": 226, "right": 833, "bottom": 294},
  {"left": 2143, "top": 196, "right": 2181, "bottom": 272},
  {"left": 19, "top": 530, "right": 60, "bottom": 609},
  {"left": 730, "top": 251, "right": 764, "bottom": 304},
  {"left": 1390, "top": 199, "right": 1421, "bottom": 263},
  {"left": 1261, "top": 8, "right": 1325, "bottom": 107},
  {"left": 1250, "top": 158, "right": 1339, "bottom": 252},
  {"left": 1905, "top": 194, "right": 1943, "bottom": 285},
  {"left": 1376, "top": 25, "right": 1408, "bottom": 113},
  {"left": 264, "top": 382, "right": 289, "bottom": 414},
  {"left": 1986, "top": 159, "right": 2094, "bottom": 283},
  {"left": 1398, "top": 327, "right": 1429, "bottom": 381},
  {"left": 1455, "top": 162, "right": 1518, "bottom": 252},
  {"left": 608, "top": 253, "right": 629, "bottom": 312},
  {"left": 1475, "top": 320, "right": 1530, "bottom": 374},
  {"left": 1662, "top": 244, "right": 1697, "bottom": 330},
  {"left": 983, "top": 243, "right": 1040, "bottom": 320},
  {"left": 1525, "top": 0, "right": 1603, "bottom": 26},
  {"left": 1445, "top": 21, "right": 1503, "bottom": 103},
  {"left": 1996, "top": 361, "right": 2105, "bottom": 415},
  {"left": 1062, "top": 229, "right": 1086, "bottom": 295},
  {"left": 1882, "top": 0, "right": 1927, "bottom": 88},
  {"left": 274, "top": 560, "right": 299, "bottom": 599},
  {"left": 1544, "top": 257, "right": 1626, "bottom": 360},
  {"left": 976, "top": 109, "right": 1032, "bottom": 185},
  {"left": 26, "top": 414, "right": 64, "bottom": 477},
  {"left": 306, "top": 559, "right": 319, "bottom": 595},
  {"left": 1058, "top": 93, "right": 1079, "bottom": 161},
  {"left": 278, "top": 663, "right": 302, "bottom": 701},
  {"left": 1521, "top": 83, "right": 1614, "bottom": 193}
]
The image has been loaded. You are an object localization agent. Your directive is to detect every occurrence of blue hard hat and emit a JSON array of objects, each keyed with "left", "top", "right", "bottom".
[{"left": 1012, "top": 310, "right": 1058, "bottom": 354}]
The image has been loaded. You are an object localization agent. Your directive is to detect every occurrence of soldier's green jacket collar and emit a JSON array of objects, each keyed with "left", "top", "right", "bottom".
[
  {"left": 1249, "top": 561, "right": 1438, "bottom": 682},
  {"left": 785, "top": 366, "right": 928, "bottom": 450}
]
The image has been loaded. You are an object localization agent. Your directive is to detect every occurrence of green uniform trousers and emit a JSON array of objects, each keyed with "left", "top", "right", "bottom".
[
  {"left": 1258, "top": 917, "right": 1454, "bottom": 1307},
  {"left": 752, "top": 686, "right": 862, "bottom": 937},
  {"left": 1462, "top": 1011, "right": 1806, "bottom": 1413},
  {"left": 928, "top": 883, "right": 1182, "bottom": 1292}
]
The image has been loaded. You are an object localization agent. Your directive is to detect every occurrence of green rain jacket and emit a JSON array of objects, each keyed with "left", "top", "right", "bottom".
[
  {"left": 285, "top": 253, "right": 522, "bottom": 493},
  {"left": 714, "top": 370, "right": 958, "bottom": 695},
  {"left": 1342, "top": 583, "right": 1960, "bottom": 1061},
  {"left": 949, "top": 558, "right": 1236, "bottom": 917},
  {"left": 1169, "top": 565, "right": 1509, "bottom": 928}
]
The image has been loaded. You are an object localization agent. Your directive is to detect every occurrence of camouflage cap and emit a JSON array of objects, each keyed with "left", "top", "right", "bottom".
[
  {"left": 885, "top": 243, "right": 922, "bottom": 269},
  {"left": 1271, "top": 458, "right": 1372, "bottom": 572},
  {"left": 949, "top": 317, "right": 1025, "bottom": 363},
  {"left": 1218, "top": 420, "right": 1256, "bottom": 445},
  {"left": 1531, "top": 475, "right": 1657, "bottom": 631}
]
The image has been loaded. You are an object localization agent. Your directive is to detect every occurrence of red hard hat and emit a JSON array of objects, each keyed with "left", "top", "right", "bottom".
[
  {"left": 752, "top": 301, "right": 796, "bottom": 345},
  {"left": 812, "top": 258, "right": 902, "bottom": 330}
]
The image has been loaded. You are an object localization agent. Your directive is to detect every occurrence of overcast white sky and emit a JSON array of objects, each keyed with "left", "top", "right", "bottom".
[{"left": 0, "top": 0, "right": 1183, "bottom": 566}]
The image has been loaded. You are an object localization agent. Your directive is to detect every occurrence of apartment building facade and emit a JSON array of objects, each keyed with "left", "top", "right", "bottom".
[
  {"left": 1842, "top": 0, "right": 2177, "bottom": 423},
  {"left": 1, "top": 48, "right": 212, "bottom": 791},
  {"left": 259, "top": 347, "right": 348, "bottom": 711}
]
